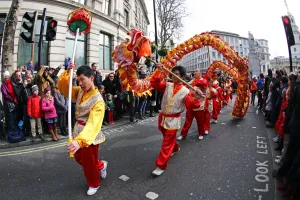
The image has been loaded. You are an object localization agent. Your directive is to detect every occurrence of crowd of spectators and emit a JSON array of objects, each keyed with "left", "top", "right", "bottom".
[
  {"left": 250, "top": 68, "right": 300, "bottom": 199},
  {"left": 0, "top": 61, "right": 163, "bottom": 143}
]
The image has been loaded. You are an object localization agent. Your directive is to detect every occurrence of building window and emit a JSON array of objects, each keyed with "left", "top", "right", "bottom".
[
  {"left": 18, "top": 19, "right": 49, "bottom": 67},
  {"left": 72, "top": 0, "right": 86, "bottom": 4},
  {"left": 294, "top": 48, "right": 297, "bottom": 52},
  {"left": 65, "top": 32, "right": 86, "bottom": 66},
  {"left": 0, "top": 14, "right": 5, "bottom": 35},
  {"left": 0, "top": 14, "right": 6, "bottom": 60},
  {"left": 99, "top": 32, "right": 112, "bottom": 70},
  {"left": 124, "top": 9, "right": 129, "bottom": 27},
  {"left": 263, "top": 65, "right": 265, "bottom": 72},
  {"left": 212, "top": 52, "right": 216, "bottom": 58},
  {"left": 103, "top": 0, "right": 111, "bottom": 15}
]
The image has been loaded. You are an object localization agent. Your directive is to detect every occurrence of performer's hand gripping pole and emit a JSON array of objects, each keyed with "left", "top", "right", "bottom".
[{"left": 68, "top": 28, "right": 80, "bottom": 158}]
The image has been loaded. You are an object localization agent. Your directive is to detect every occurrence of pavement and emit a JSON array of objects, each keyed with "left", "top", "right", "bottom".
[
  {"left": 0, "top": 116, "right": 132, "bottom": 149},
  {"left": 0, "top": 100, "right": 287, "bottom": 200}
]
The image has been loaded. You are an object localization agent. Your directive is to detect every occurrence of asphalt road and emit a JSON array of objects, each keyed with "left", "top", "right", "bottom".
[{"left": 0, "top": 103, "right": 285, "bottom": 200}]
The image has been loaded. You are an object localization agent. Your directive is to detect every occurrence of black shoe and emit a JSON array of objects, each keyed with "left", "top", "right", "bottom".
[
  {"left": 32, "top": 136, "right": 36, "bottom": 142},
  {"left": 130, "top": 119, "right": 139, "bottom": 123},
  {"left": 62, "top": 131, "right": 68, "bottom": 136},
  {"left": 39, "top": 135, "right": 45, "bottom": 141},
  {"left": 275, "top": 146, "right": 282, "bottom": 151},
  {"left": 138, "top": 113, "right": 143, "bottom": 120}
]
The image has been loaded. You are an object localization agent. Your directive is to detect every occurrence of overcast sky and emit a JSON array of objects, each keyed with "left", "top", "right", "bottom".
[{"left": 145, "top": 0, "right": 300, "bottom": 59}]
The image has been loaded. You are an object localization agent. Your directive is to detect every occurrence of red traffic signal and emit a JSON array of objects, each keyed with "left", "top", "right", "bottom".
[
  {"left": 283, "top": 16, "right": 290, "bottom": 25},
  {"left": 49, "top": 20, "right": 57, "bottom": 28},
  {"left": 282, "top": 16, "right": 295, "bottom": 46},
  {"left": 46, "top": 20, "right": 57, "bottom": 41}
]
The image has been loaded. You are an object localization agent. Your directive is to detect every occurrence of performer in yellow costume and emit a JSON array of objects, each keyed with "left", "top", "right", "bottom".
[{"left": 58, "top": 64, "right": 107, "bottom": 196}]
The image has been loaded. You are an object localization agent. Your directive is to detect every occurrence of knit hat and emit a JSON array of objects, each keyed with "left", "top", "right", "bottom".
[
  {"left": 3, "top": 71, "right": 10, "bottom": 77},
  {"left": 31, "top": 85, "right": 38, "bottom": 92},
  {"left": 44, "top": 87, "right": 50, "bottom": 94}
]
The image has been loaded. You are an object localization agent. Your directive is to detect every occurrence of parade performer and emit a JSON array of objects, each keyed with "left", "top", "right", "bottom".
[
  {"left": 221, "top": 82, "right": 227, "bottom": 107},
  {"left": 225, "top": 78, "right": 233, "bottom": 102},
  {"left": 212, "top": 72, "right": 224, "bottom": 124},
  {"left": 151, "top": 64, "right": 203, "bottom": 176},
  {"left": 203, "top": 79, "right": 218, "bottom": 135},
  {"left": 58, "top": 64, "right": 107, "bottom": 196},
  {"left": 178, "top": 68, "right": 208, "bottom": 140}
]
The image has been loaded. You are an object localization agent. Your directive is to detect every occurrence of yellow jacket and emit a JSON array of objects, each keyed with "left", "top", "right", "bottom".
[{"left": 57, "top": 71, "right": 105, "bottom": 148}]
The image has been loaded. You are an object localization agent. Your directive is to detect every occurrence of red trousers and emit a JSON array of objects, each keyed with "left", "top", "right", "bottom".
[
  {"left": 225, "top": 94, "right": 230, "bottom": 104},
  {"left": 75, "top": 144, "right": 104, "bottom": 188},
  {"left": 203, "top": 110, "right": 211, "bottom": 132},
  {"left": 108, "top": 110, "right": 114, "bottom": 124},
  {"left": 212, "top": 100, "right": 221, "bottom": 120},
  {"left": 180, "top": 109, "right": 205, "bottom": 137},
  {"left": 156, "top": 115, "right": 180, "bottom": 170}
]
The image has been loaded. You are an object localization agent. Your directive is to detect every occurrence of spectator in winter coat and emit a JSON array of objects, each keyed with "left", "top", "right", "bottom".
[
  {"left": 264, "top": 69, "right": 273, "bottom": 106},
  {"left": 35, "top": 66, "right": 55, "bottom": 95},
  {"left": 256, "top": 73, "right": 265, "bottom": 109},
  {"left": 42, "top": 87, "right": 59, "bottom": 141},
  {"left": 91, "top": 63, "right": 102, "bottom": 88},
  {"left": 64, "top": 57, "right": 71, "bottom": 70},
  {"left": 265, "top": 83, "right": 273, "bottom": 122},
  {"left": 250, "top": 75, "right": 257, "bottom": 105},
  {"left": 53, "top": 85, "right": 68, "bottom": 136},
  {"left": 27, "top": 60, "right": 34, "bottom": 73},
  {"left": 269, "top": 70, "right": 282, "bottom": 126},
  {"left": 1, "top": 71, "right": 20, "bottom": 132},
  {"left": 27, "top": 85, "right": 43, "bottom": 141},
  {"left": 21, "top": 79, "right": 33, "bottom": 136}
]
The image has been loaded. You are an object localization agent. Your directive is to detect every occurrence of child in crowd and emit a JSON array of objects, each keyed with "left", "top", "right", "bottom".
[
  {"left": 42, "top": 87, "right": 59, "bottom": 141},
  {"left": 100, "top": 85, "right": 105, "bottom": 99},
  {"left": 106, "top": 93, "right": 115, "bottom": 125},
  {"left": 27, "top": 85, "right": 43, "bottom": 141}
]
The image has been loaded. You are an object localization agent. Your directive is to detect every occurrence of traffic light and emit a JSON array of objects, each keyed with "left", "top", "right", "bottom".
[
  {"left": 46, "top": 20, "right": 57, "bottom": 41},
  {"left": 282, "top": 16, "right": 295, "bottom": 46},
  {"left": 20, "top": 11, "right": 38, "bottom": 43}
]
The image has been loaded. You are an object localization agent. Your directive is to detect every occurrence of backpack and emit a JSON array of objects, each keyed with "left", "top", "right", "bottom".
[{"left": 8, "top": 130, "right": 25, "bottom": 143}]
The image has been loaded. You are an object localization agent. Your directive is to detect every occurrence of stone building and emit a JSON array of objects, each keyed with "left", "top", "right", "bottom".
[
  {"left": 0, "top": 0, "right": 150, "bottom": 73},
  {"left": 178, "top": 30, "right": 270, "bottom": 75}
]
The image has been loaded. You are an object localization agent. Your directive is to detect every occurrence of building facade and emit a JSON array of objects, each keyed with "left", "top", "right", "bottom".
[
  {"left": 178, "top": 30, "right": 270, "bottom": 75},
  {"left": 270, "top": 56, "right": 300, "bottom": 74},
  {"left": 0, "top": 0, "right": 150, "bottom": 73}
]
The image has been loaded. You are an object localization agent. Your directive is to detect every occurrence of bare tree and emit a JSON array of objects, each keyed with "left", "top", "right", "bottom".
[
  {"left": 155, "top": 0, "right": 188, "bottom": 48},
  {"left": 2, "top": 0, "right": 23, "bottom": 73}
]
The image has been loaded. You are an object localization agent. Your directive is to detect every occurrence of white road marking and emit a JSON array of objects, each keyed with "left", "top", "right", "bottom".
[
  {"left": 146, "top": 192, "right": 159, "bottom": 200},
  {"left": 119, "top": 175, "right": 130, "bottom": 182}
]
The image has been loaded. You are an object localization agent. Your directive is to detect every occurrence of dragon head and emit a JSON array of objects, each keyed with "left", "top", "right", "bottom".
[{"left": 127, "top": 29, "right": 152, "bottom": 60}]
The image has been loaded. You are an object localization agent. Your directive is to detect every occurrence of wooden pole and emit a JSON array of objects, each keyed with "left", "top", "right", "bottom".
[
  {"left": 146, "top": 57, "right": 206, "bottom": 98},
  {"left": 67, "top": 28, "right": 79, "bottom": 158},
  {"left": 147, "top": 57, "right": 196, "bottom": 91}
]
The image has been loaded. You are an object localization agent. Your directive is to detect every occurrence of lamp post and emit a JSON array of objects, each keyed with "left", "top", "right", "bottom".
[{"left": 153, "top": 0, "right": 159, "bottom": 62}]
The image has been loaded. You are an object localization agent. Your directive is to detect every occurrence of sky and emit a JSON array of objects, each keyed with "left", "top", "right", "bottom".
[{"left": 145, "top": 0, "right": 300, "bottom": 59}]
